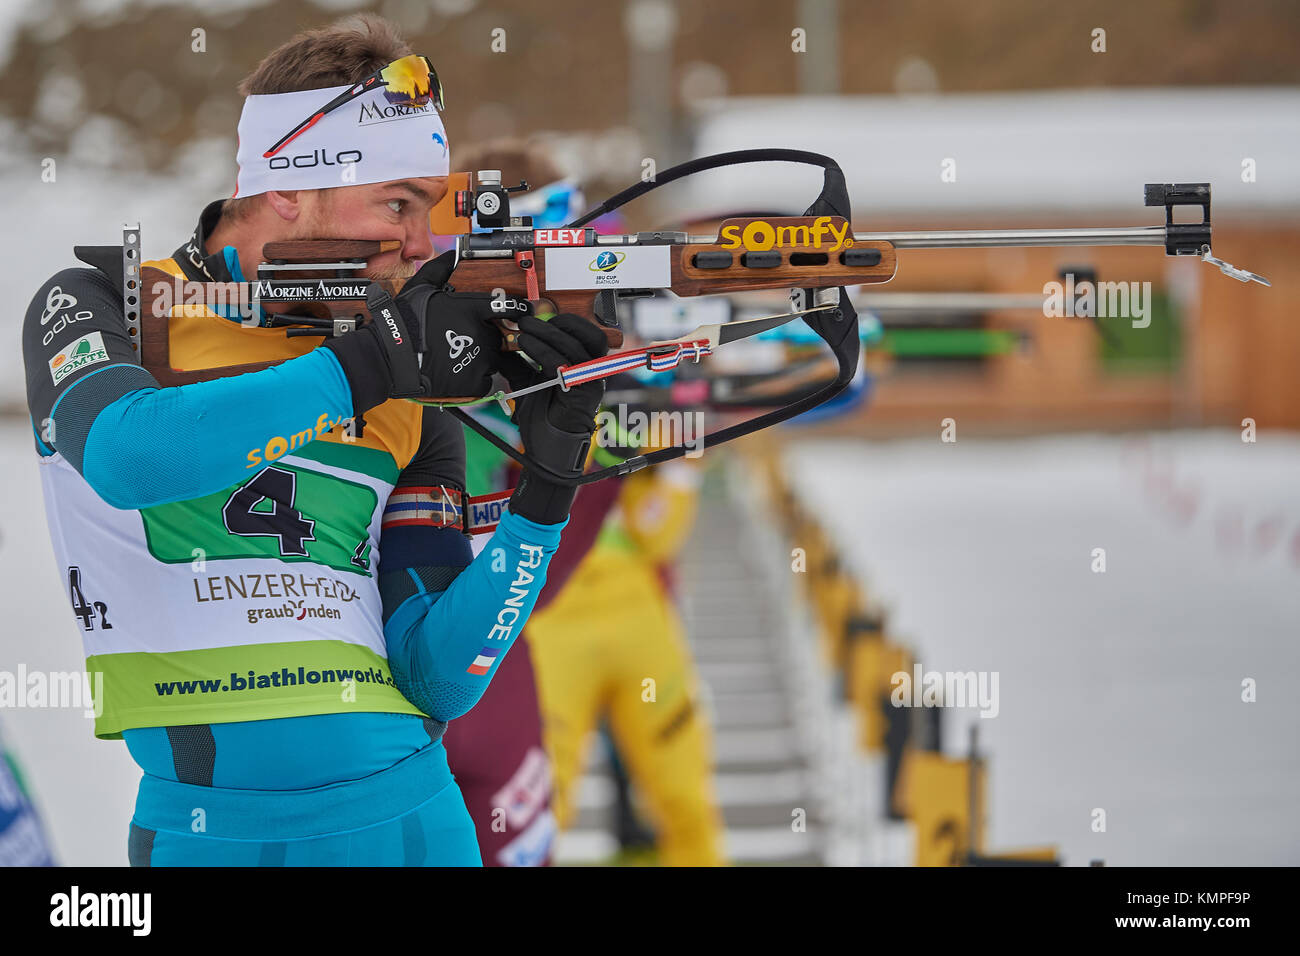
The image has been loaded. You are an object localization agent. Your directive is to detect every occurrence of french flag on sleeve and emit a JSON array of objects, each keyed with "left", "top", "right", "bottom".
[{"left": 466, "top": 646, "right": 501, "bottom": 676}]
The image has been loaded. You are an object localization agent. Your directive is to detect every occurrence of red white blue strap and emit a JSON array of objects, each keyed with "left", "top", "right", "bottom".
[
  {"left": 427, "top": 308, "right": 830, "bottom": 411},
  {"left": 462, "top": 489, "right": 513, "bottom": 535},
  {"left": 556, "top": 339, "right": 713, "bottom": 389},
  {"left": 425, "top": 338, "right": 718, "bottom": 410},
  {"left": 382, "top": 486, "right": 515, "bottom": 536}
]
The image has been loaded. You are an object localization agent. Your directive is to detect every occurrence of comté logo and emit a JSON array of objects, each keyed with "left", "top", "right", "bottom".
[
  {"left": 719, "top": 216, "right": 853, "bottom": 253},
  {"left": 48, "top": 332, "right": 108, "bottom": 385},
  {"left": 533, "top": 229, "right": 584, "bottom": 246}
]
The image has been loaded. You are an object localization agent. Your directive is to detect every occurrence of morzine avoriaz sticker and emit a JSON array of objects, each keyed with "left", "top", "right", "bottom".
[{"left": 543, "top": 246, "right": 672, "bottom": 290}]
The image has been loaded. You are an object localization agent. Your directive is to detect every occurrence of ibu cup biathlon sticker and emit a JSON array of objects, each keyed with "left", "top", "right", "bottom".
[{"left": 543, "top": 245, "right": 672, "bottom": 290}]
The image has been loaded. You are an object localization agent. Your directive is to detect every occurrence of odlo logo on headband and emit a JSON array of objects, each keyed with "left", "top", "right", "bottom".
[{"left": 268, "top": 148, "right": 363, "bottom": 170}]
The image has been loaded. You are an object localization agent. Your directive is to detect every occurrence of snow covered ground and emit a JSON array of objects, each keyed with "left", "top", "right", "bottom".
[{"left": 783, "top": 429, "right": 1300, "bottom": 866}]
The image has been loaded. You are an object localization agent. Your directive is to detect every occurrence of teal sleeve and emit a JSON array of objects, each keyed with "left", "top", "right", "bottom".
[
  {"left": 77, "top": 349, "right": 354, "bottom": 509},
  {"left": 382, "top": 509, "right": 564, "bottom": 722}
]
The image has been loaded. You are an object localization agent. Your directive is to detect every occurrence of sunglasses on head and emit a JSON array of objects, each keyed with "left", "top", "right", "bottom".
[{"left": 263, "top": 54, "right": 444, "bottom": 159}]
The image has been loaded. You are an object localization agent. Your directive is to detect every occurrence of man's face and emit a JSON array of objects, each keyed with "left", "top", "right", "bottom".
[{"left": 292, "top": 176, "right": 449, "bottom": 280}]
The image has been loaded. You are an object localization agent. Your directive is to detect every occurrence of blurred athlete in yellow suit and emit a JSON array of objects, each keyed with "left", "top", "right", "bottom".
[{"left": 526, "top": 458, "right": 727, "bottom": 866}]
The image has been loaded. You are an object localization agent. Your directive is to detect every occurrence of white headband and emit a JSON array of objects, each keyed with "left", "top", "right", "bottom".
[{"left": 233, "top": 83, "right": 450, "bottom": 198}]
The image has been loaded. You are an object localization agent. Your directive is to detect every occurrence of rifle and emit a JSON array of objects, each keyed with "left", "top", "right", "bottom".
[{"left": 117, "top": 149, "right": 1266, "bottom": 484}]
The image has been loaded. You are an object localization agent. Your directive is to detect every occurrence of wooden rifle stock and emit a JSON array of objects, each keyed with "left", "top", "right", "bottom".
[{"left": 139, "top": 221, "right": 899, "bottom": 391}]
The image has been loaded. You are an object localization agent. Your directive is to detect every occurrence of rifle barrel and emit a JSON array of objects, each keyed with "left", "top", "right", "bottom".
[
  {"left": 848, "top": 225, "right": 1169, "bottom": 249},
  {"left": 680, "top": 224, "right": 1170, "bottom": 248}
]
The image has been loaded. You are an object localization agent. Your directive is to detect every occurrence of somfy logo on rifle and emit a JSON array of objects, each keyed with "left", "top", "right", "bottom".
[{"left": 719, "top": 216, "right": 853, "bottom": 253}]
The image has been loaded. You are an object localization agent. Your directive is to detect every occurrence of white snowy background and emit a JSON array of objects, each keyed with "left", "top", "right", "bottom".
[{"left": 782, "top": 430, "right": 1300, "bottom": 866}]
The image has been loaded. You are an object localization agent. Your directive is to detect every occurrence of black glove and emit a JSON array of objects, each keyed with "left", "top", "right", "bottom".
[
  {"left": 320, "top": 283, "right": 427, "bottom": 416},
  {"left": 321, "top": 251, "right": 519, "bottom": 415},
  {"left": 392, "top": 251, "right": 519, "bottom": 399},
  {"left": 502, "top": 313, "right": 610, "bottom": 524}
]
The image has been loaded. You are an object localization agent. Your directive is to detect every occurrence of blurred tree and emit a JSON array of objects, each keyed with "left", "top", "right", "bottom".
[{"left": 2, "top": 0, "right": 1295, "bottom": 182}]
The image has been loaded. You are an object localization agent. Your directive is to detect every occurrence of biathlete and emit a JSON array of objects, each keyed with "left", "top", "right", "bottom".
[{"left": 21, "top": 14, "right": 607, "bottom": 866}]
